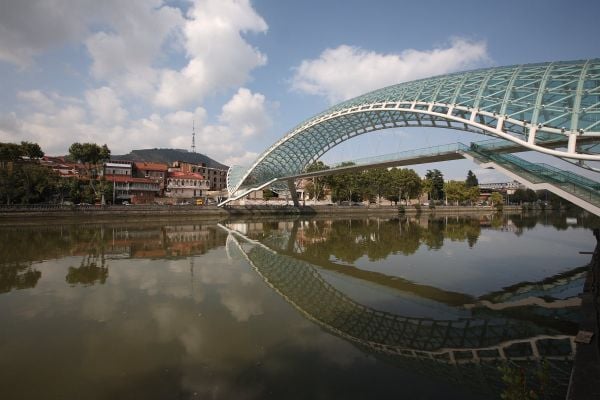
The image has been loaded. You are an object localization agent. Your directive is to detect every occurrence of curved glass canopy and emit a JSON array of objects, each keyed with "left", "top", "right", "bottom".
[{"left": 228, "top": 59, "right": 600, "bottom": 195}]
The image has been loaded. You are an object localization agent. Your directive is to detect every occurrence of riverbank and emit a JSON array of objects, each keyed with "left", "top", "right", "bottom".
[{"left": 0, "top": 204, "right": 523, "bottom": 223}]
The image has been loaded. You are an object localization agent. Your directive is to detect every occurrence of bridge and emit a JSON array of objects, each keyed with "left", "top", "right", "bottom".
[
  {"left": 220, "top": 223, "right": 578, "bottom": 395},
  {"left": 220, "top": 60, "right": 600, "bottom": 214}
]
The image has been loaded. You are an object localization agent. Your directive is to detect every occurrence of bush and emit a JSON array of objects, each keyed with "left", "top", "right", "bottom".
[{"left": 398, "top": 205, "right": 406, "bottom": 214}]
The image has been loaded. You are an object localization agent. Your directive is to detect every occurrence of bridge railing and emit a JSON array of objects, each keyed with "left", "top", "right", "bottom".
[
  {"left": 328, "top": 142, "right": 467, "bottom": 169},
  {"left": 467, "top": 145, "right": 600, "bottom": 206}
]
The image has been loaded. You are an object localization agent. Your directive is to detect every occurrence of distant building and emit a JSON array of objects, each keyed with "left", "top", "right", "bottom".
[
  {"left": 103, "top": 161, "right": 133, "bottom": 176},
  {"left": 478, "top": 181, "right": 524, "bottom": 191},
  {"left": 104, "top": 174, "right": 160, "bottom": 204},
  {"left": 40, "top": 156, "right": 80, "bottom": 178},
  {"left": 166, "top": 171, "right": 210, "bottom": 200},
  {"left": 169, "top": 160, "right": 227, "bottom": 191},
  {"left": 134, "top": 161, "right": 168, "bottom": 194}
]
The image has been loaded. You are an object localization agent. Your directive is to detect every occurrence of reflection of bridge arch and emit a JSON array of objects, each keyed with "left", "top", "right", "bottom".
[
  {"left": 222, "top": 225, "right": 576, "bottom": 365},
  {"left": 227, "top": 60, "right": 600, "bottom": 198}
]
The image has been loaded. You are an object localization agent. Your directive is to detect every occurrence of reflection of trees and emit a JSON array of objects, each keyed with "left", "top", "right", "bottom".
[
  {"left": 66, "top": 253, "right": 108, "bottom": 286},
  {"left": 0, "top": 262, "right": 41, "bottom": 293},
  {"left": 291, "top": 216, "right": 482, "bottom": 264}
]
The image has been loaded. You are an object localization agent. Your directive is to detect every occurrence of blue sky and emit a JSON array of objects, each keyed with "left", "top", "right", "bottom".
[{"left": 0, "top": 0, "right": 599, "bottom": 182}]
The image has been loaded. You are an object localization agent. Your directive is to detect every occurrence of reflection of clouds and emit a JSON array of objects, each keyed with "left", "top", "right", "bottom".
[
  {"left": 219, "top": 286, "right": 263, "bottom": 322},
  {"left": 2, "top": 237, "right": 380, "bottom": 399},
  {"left": 81, "top": 286, "right": 124, "bottom": 322}
]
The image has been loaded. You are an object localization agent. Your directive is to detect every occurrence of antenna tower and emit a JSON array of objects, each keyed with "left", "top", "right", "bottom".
[{"left": 191, "top": 120, "right": 196, "bottom": 153}]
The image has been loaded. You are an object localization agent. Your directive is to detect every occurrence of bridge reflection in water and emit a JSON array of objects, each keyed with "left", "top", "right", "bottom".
[{"left": 220, "top": 216, "right": 587, "bottom": 398}]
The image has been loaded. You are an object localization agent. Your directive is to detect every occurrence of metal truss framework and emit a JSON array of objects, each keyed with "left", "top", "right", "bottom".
[
  {"left": 222, "top": 225, "right": 575, "bottom": 363},
  {"left": 227, "top": 59, "right": 600, "bottom": 196}
]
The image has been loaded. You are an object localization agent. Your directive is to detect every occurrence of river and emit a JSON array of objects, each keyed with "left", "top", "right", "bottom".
[{"left": 0, "top": 212, "right": 596, "bottom": 399}]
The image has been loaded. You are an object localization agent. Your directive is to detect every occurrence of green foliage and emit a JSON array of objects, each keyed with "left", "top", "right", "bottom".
[
  {"left": 68, "top": 142, "right": 111, "bottom": 197},
  {"left": 389, "top": 168, "right": 422, "bottom": 204},
  {"left": 68, "top": 142, "right": 110, "bottom": 165},
  {"left": 66, "top": 255, "right": 108, "bottom": 286},
  {"left": 19, "top": 141, "right": 44, "bottom": 159},
  {"left": 491, "top": 192, "right": 504, "bottom": 210},
  {"left": 512, "top": 189, "right": 538, "bottom": 204},
  {"left": 68, "top": 142, "right": 110, "bottom": 179},
  {"left": 465, "top": 170, "right": 478, "bottom": 188},
  {"left": 328, "top": 162, "right": 362, "bottom": 203},
  {"left": 263, "top": 189, "right": 276, "bottom": 202},
  {"left": 0, "top": 141, "right": 44, "bottom": 162},
  {"left": 444, "top": 180, "right": 467, "bottom": 205},
  {"left": 443, "top": 180, "right": 481, "bottom": 205},
  {"left": 0, "top": 160, "right": 60, "bottom": 204},
  {"left": 305, "top": 161, "right": 330, "bottom": 200},
  {"left": 0, "top": 263, "right": 41, "bottom": 293},
  {"left": 363, "top": 168, "right": 392, "bottom": 204},
  {"left": 424, "top": 169, "right": 444, "bottom": 200}
]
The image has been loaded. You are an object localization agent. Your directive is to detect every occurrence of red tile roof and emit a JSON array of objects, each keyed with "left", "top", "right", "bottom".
[
  {"left": 168, "top": 171, "right": 205, "bottom": 180},
  {"left": 134, "top": 161, "right": 168, "bottom": 171}
]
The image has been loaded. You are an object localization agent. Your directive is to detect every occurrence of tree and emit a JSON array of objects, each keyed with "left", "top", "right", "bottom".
[
  {"left": 305, "top": 161, "right": 330, "bottom": 200},
  {"left": 68, "top": 142, "right": 111, "bottom": 199},
  {"left": 363, "top": 168, "right": 392, "bottom": 205},
  {"left": 490, "top": 192, "right": 504, "bottom": 209},
  {"left": 387, "top": 168, "right": 422, "bottom": 205},
  {"left": 0, "top": 143, "right": 24, "bottom": 163},
  {"left": 425, "top": 169, "right": 444, "bottom": 201},
  {"left": 444, "top": 180, "right": 467, "bottom": 205},
  {"left": 19, "top": 141, "right": 44, "bottom": 159},
  {"left": 465, "top": 170, "right": 478, "bottom": 188},
  {"left": 328, "top": 162, "right": 362, "bottom": 203},
  {"left": 0, "top": 141, "right": 56, "bottom": 204},
  {"left": 0, "top": 141, "right": 44, "bottom": 163},
  {"left": 68, "top": 142, "right": 111, "bottom": 178},
  {"left": 466, "top": 186, "right": 480, "bottom": 205},
  {"left": 263, "top": 189, "right": 276, "bottom": 203},
  {"left": 512, "top": 188, "right": 538, "bottom": 204}
]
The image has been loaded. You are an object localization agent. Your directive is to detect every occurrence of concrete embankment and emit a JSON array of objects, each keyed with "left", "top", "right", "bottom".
[
  {"left": 0, "top": 204, "right": 522, "bottom": 223},
  {"left": 567, "top": 228, "right": 600, "bottom": 400}
]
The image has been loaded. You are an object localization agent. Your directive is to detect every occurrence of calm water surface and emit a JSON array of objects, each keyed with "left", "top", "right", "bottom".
[{"left": 0, "top": 212, "right": 597, "bottom": 399}]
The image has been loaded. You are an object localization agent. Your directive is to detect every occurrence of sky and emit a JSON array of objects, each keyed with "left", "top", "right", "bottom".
[{"left": 0, "top": 0, "right": 599, "bottom": 182}]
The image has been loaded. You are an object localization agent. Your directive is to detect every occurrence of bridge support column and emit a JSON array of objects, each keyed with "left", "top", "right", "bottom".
[{"left": 287, "top": 179, "right": 300, "bottom": 207}]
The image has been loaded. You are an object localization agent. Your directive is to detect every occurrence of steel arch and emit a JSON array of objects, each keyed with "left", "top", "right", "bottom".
[{"left": 228, "top": 59, "right": 600, "bottom": 195}]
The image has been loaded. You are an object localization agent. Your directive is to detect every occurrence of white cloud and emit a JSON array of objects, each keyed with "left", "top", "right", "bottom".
[
  {"left": 291, "top": 38, "right": 490, "bottom": 103},
  {"left": 0, "top": 0, "right": 181, "bottom": 69},
  {"left": 16, "top": 90, "right": 56, "bottom": 112},
  {"left": 85, "top": 87, "right": 128, "bottom": 125},
  {"left": 0, "top": 0, "right": 90, "bottom": 66},
  {"left": 85, "top": 0, "right": 183, "bottom": 99},
  {"left": 154, "top": 0, "right": 268, "bottom": 108},
  {"left": 0, "top": 0, "right": 271, "bottom": 168},
  {"left": 220, "top": 88, "right": 272, "bottom": 137},
  {"left": 0, "top": 88, "right": 271, "bottom": 166}
]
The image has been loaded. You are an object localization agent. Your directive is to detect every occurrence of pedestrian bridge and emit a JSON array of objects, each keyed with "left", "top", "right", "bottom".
[{"left": 221, "top": 59, "right": 600, "bottom": 212}]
